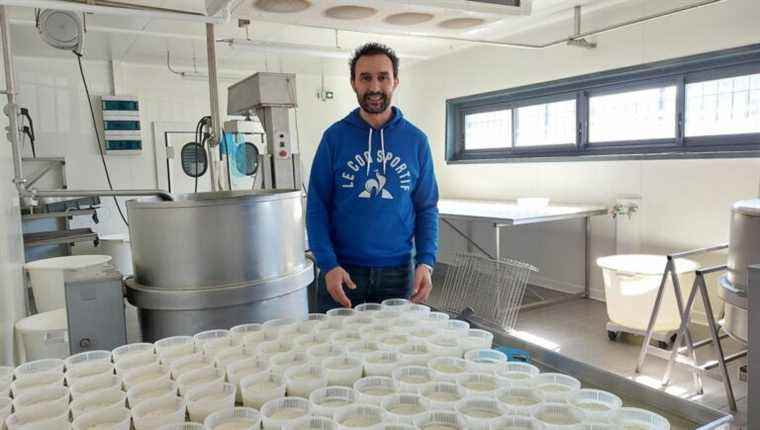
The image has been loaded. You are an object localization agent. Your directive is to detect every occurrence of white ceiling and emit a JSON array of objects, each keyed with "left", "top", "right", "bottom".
[{"left": 3, "top": 0, "right": 693, "bottom": 76}]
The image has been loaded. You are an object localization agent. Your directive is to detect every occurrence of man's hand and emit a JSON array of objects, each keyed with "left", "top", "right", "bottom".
[
  {"left": 411, "top": 265, "right": 432, "bottom": 303},
  {"left": 325, "top": 266, "right": 356, "bottom": 308}
]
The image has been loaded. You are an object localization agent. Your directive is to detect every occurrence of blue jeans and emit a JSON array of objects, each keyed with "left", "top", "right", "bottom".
[{"left": 317, "top": 263, "right": 414, "bottom": 313}]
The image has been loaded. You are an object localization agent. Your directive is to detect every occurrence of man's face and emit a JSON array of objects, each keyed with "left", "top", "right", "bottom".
[{"left": 351, "top": 54, "right": 399, "bottom": 115}]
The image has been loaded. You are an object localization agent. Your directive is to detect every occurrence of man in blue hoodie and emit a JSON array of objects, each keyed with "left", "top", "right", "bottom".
[{"left": 306, "top": 42, "right": 439, "bottom": 312}]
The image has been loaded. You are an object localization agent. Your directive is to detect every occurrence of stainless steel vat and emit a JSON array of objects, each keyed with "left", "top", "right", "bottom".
[
  {"left": 721, "top": 198, "right": 760, "bottom": 344},
  {"left": 124, "top": 190, "right": 312, "bottom": 341}
]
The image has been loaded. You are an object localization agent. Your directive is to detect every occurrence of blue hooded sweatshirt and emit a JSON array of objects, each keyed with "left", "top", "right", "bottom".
[{"left": 306, "top": 107, "right": 439, "bottom": 273}]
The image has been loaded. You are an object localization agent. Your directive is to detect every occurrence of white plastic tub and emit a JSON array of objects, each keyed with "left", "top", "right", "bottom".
[
  {"left": 531, "top": 403, "right": 586, "bottom": 430},
  {"left": 392, "top": 366, "right": 434, "bottom": 394},
  {"left": 334, "top": 404, "right": 386, "bottom": 430},
  {"left": 127, "top": 377, "right": 177, "bottom": 409},
  {"left": 284, "top": 365, "right": 328, "bottom": 399},
  {"left": 323, "top": 356, "right": 363, "bottom": 387},
  {"left": 11, "top": 385, "right": 69, "bottom": 413},
  {"left": 70, "top": 388, "right": 127, "bottom": 420},
  {"left": 428, "top": 357, "right": 467, "bottom": 383},
  {"left": 353, "top": 376, "right": 398, "bottom": 406},
  {"left": 261, "top": 397, "right": 311, "bottom": 430},
  {"left": 284, "top": 416, "right": 339, "bottom": 430},
  {"left": 70, "top": 373, "right": 122, "bottom": 399},
  {"left": 414, "top": 410, "right": 465, "bottom": 430},
  {"left": 65, "top": 350, "right": 112, "bottom": 374},
  {"left": 309, "top": 386, "right": 358, "bottom": 418},
  {"left": 4, "top": 400, "right": 69, "bottom": 430},
  {"left": 597, "top": 255, "right": 699, "bottom": 332},
  {"left": 71, "top": 406, "right": 131, "bottom": 430},
  {"left": 176, "top": 366, "right": 225, "bottom": 396},
  {"left": 228, "top": 357, "right": 272, "bottom": 402},
  {"left": 382, "top": 393, "right": 430, "bottom": 425},
  {"left": 240, "top": 371, "right": 286, "bottom": 410},
  {"left": 14, "top": 309, "right": 69, "bottom": 361},
  {"left": 456, "top": 372, "right": 504, "bottom": 397},
  {"left": 185, "top": 382, "right": 236, "bottom": 422},
  {"left": 24, "top": 255, "right": 112, "bottom": 312},
  {"left": 98, "top": 234, "right": 133, "bottom": 276},
  {"left": 568, "top": 389, "right": 622, "bottom": 422},
  {"left": 532, "top": 373, "right": 581, "bottom": 403},
  {"left": 122, "top": 362, "right": 169, "bottom": 389},
  {"left": 613, "top": 407, "right": 670, "bottom": 430},
  {"left": 497, "top": 362, "right": 541, "bottom": 387},
  {"left": 419, "top": 382, "right": 465, "bottom": 411},
  {"left": 364, "top": 351, "right": 400, "bottom": 377},
  {"left": 131, "top": 395, "right": 186, "bottom": 430},
  {"left": 204, "top": 407, "right": 261, "bottom": 430},
  {"left": 455, "top": 396, "right": 507, "bottom": 430},
  {"left": 495, "top": 387, "right": 544, "bottom": 417},
  {"left": 10, "top": 372, "right": 64, "bottom": 398}
]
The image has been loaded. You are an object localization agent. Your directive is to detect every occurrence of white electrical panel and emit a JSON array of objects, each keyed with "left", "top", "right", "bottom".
[{"left": 100, "top": 95, "right": 142, "bottom": 154}]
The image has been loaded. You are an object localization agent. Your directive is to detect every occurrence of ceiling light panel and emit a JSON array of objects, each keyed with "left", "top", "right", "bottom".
[{"left": 235, "top": 0, "right": 526, "bottom": 36}]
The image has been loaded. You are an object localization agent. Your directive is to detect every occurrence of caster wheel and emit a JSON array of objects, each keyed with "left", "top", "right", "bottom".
[
  {"left": 657, "top": 340, "right": 671, "bottom": 350},
  {"left": 607, "top": 330, "right": 619, "bottom": 341}
]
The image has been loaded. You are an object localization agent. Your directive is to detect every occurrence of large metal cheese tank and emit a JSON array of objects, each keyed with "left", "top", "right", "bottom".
[{"left": 124, "top": 190, "right": 313, "bottom": 341}]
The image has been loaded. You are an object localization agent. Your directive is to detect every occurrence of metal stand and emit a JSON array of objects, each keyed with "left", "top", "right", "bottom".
[
  {"left": 441, "top": 215, "right": 593, "bottom": 311},
  {"left": 636, "top": 244, "right": 746, "bottom": 412}
]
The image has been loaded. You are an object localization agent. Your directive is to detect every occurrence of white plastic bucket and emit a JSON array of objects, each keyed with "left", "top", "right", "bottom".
[
  {"left": 99, "top": 234, "right": 133, "bottom": 276},
  {"left": 24, "top": 255, "right": 112, "bottom": 312},
  {"left": 14, "top": 309, "right": 69, "bottom": 361},
  {"left": 597, "top": 255, "right": 699, "bottom": 332}
]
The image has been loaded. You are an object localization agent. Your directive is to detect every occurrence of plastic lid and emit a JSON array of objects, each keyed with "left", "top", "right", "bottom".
[
  {"left": 733, "top": 198, "right": 760, "bottom": 216},
  {"left": 596, "top": 254, "right": 699, "bottom": 275},
  {"left": 24, "top": 254, "right": 112, "bottom": 270},
  {"left": 14, "top": 308, "right": 67, "bottom": 331}
]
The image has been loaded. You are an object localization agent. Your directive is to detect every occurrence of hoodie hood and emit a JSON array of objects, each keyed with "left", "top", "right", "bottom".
[
  {"left": 341, "top": 106, "right": 405, "bottom": 178},
  {"left": 343, "top": 106, "right": 405, "bottom": 131}
]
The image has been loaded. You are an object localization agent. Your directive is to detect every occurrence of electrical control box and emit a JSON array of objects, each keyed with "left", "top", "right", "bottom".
[{"left": 100, "top": 95, "right": 142, "bottom": 154}]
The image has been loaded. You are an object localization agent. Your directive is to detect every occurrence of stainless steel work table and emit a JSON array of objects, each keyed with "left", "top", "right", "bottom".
[{"left": 438, "top": 198, "right": 609, "bottom": 308}]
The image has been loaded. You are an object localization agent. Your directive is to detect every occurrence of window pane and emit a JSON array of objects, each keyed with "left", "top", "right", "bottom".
[
  {"left": 464, "top": 110, "right": 512, "bottom": 150},
  {"left": 589, "top": 86, "right": 677, "bottom": 142},
  {"left": 685, "top": 73, "right": 760, "bottom": 136},
  {"left": 515, "top": 99, "right": 576, "bottom": 147}
]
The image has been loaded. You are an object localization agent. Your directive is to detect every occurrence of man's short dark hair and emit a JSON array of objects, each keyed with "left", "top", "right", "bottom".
[{"left": 349, "top": 43, "right": 399, "bottom": 81}]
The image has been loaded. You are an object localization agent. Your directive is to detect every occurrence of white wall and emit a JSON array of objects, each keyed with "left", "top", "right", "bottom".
[
  {"left": 403, "top": 0, "right": 760, "bottom": 301},
  {"left": 13, "top": 56, "right": 358, "bottom": 236}
]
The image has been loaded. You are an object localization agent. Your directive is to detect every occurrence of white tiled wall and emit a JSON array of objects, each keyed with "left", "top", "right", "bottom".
[{"left": 13, "top": 56, "right": 357, "bottom": 236}]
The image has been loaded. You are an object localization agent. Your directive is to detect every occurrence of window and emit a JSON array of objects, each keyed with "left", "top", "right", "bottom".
[
  {"left": 515, "top": 99, "right": 575, "bottom": 147},
  {"left": 446, "top": 43, "right": 760, "bottom": 162},
  {"left": 686, "top": 73, "right": 760, "bottom": 137},
  {"left": 589, "top": 85, "right": 677, "bottom": 143},
  {"left": 464, "top": 109, "right": 511, "bottom": 150}
]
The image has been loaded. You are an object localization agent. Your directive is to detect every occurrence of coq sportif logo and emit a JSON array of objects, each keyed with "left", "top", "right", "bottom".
[{"left": 340, "top": 149, "right": 413, "bottom": 199}]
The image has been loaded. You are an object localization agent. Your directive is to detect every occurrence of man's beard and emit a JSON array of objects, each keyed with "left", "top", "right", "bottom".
[{"left": 359, "top": 91, "right": 391, "bottom": 114}]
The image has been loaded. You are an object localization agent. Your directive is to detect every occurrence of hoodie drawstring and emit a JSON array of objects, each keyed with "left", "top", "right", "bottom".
[
  {"left": 367, "top": 128, "right": 373, "bottom": 176},
  {"left": 380, "top": 128, "right": 386, "bottom": 175}
]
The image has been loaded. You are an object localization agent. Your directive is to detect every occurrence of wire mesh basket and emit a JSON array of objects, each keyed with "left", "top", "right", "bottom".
[{"left": 432, "top": 253, "right": 537, "bottom": 332}]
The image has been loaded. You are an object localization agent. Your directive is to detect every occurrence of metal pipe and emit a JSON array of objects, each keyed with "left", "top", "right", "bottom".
[
  {"left": 205, "top": 23, "right": 222, "bottom": 191},
  {"left": 553, "top": 0, "right": 727, "bottom": 48},
  {"left": 574, "top": 5, "right": 582, "bottom": 36},
  {"left": 0, "top": 6, "right": 24, "bottom": 195},
  {"left": 696, "top": 264, "right": 729, "bottom": 275},
  {"left": 33, "top": 189, "right": 174, "bottom": 201},
  {"left": 671, "top": 243, "right": 729, "bottom": 259},
  {"left": 0, "top": 0, "right": 226, "bottom": 24}
]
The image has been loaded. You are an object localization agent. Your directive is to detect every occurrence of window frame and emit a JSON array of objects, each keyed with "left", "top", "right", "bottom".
[{"left": 445, "top": 43, "right": 760, "bottom": 163}]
